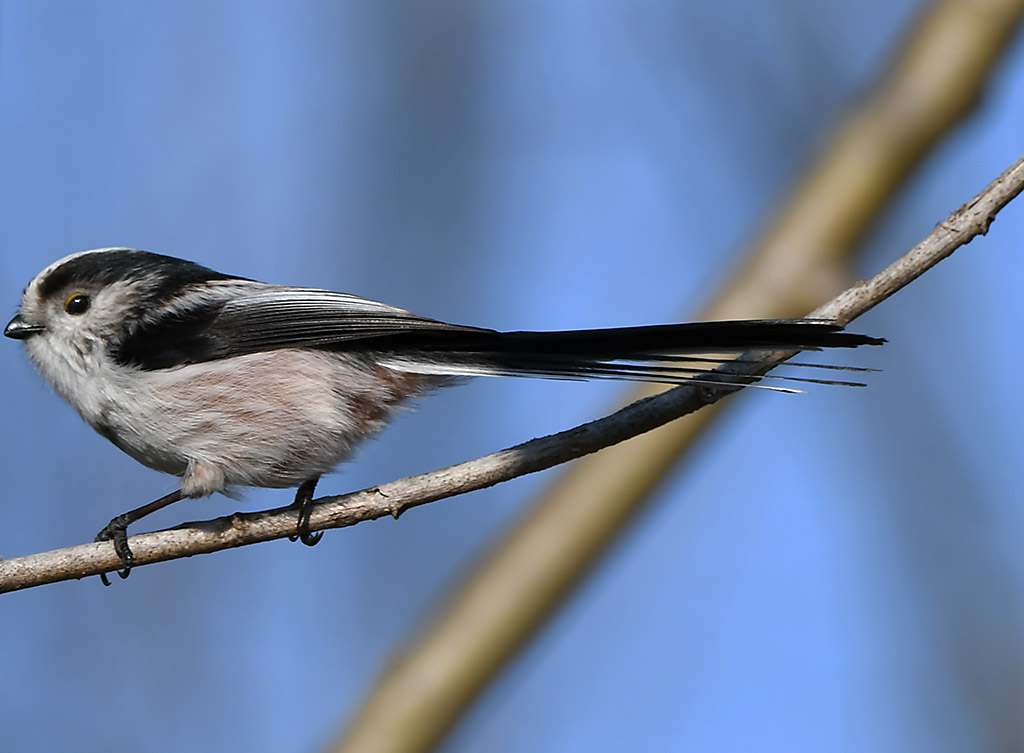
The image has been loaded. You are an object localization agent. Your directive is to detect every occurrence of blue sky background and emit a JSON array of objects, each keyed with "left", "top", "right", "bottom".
[{"left": 1, "top": 3, "right": 1023, "bottom": 752}]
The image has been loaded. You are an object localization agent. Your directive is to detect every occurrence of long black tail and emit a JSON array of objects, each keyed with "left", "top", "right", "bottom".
[{"left": 379, "top": 319, "right": 885, "bottom": 392}]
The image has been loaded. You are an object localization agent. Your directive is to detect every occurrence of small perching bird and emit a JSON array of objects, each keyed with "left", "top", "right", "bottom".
[{"left": 5, "top": 248, "right": 884, "bottom": 581}]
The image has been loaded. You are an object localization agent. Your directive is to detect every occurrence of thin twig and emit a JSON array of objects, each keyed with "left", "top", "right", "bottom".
[{"left": 0, "top": 155, "right": 1021, "bottom": 595}]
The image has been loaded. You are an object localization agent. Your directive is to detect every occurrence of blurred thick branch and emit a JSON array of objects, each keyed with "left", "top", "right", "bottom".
[
  {"left": 1, "top": 155, "right": 1021, "bottom": 595},
  {"left": 330, "top": 1, "right": 1024, "bottom": 752}
]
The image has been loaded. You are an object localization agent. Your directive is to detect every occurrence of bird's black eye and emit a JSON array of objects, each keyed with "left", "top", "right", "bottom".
[{"left": 64, "top": 294, "right": 91, "bottom": 315}]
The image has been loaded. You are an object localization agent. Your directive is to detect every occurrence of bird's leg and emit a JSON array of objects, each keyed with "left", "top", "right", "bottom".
[
  {"left": 94, "top": 488, "right": 184, "bottom": 585},
  {"left": 288, "top": 477, "right": 323, "bottom": 547}
]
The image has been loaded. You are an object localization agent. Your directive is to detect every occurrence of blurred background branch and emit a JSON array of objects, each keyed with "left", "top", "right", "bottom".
[{"left": 331, "top": 1, "right": 1024, "bottom": 752}]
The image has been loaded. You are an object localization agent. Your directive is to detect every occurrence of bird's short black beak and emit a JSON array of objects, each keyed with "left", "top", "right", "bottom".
[{"left": 4, "top": 315, "right": 43, "bottom": 340}]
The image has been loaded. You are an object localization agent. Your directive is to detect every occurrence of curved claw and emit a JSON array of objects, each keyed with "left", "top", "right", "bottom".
[{"left": 299, "top": 528, "right": 324, "bottom": 547}]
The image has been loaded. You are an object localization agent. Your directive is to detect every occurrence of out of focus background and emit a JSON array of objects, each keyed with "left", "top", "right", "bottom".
[{"left": 2, "top": 2, "right": 1023, "bottom": 752}]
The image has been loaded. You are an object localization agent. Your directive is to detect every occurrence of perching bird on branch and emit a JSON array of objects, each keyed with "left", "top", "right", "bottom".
[{"left": 5, "top": 248, "right": 884, "bottom": 581}]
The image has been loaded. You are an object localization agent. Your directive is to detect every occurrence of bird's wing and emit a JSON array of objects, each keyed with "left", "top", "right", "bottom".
[{"left": 115, "top": 284, "right": 491, "bottom": 370}]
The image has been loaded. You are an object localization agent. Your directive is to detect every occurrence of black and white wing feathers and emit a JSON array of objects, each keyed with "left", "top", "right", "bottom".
[{"left": 114, "top": 283, "right": 489, "bottom": 370}]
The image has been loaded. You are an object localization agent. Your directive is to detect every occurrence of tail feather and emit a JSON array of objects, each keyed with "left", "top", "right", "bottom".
[{"left": 377, "top": 319, "right": 884, "bottom": 390}]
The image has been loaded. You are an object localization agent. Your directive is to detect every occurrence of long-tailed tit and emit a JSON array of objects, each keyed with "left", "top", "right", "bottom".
[{"left": 5, "top": 248, "right": 884, "bottom": 580}]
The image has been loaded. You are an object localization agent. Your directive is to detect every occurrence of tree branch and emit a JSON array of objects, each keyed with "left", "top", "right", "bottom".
[{"left": 1, "top": 155, "right": 1021, "bottom": 594}]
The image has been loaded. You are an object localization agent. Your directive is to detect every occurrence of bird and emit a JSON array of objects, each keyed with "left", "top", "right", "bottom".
[{"left": 5, "top": 247, "right": 884, "bottom": 582}]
